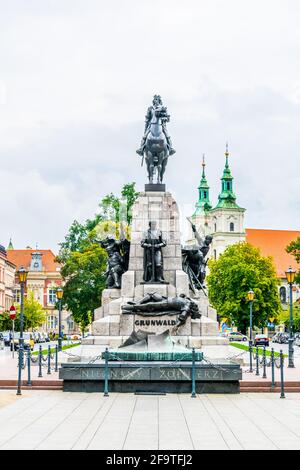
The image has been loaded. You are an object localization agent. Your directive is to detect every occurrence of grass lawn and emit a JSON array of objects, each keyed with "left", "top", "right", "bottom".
[
  {"left": 32, "top": 342, "right": 80, "bottom": 355},
  {"left": 229, "top": 342, "right": 287, "bottom": 357}
]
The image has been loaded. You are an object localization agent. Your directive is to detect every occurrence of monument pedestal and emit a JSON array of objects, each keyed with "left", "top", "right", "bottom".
[
  {"left": 60, "top": 360, "right": 241, "bottom": 393},
  {"left": 83, "top": 190, "right": 227, "bottom": 350}
]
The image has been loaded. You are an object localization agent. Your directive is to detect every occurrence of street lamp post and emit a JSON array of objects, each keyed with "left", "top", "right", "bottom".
[
  {"left": 248, "top": 290, "right": 255, "bottom": 373},
  {"left": 17, "top": 266, "right": 28, "bottom": 396},
  {"left": 285, "top": 266, "right": 296, "bottom": 368},
  {"left": 9, "top": 305, "right": 16, "bottom": 359},
  {"left": 56, "top": 287, "right": 63, "bottom": 352}
]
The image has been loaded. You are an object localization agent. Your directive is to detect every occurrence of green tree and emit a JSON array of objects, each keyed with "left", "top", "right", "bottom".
[
  {"left": 57, "top": 220, "right": 94, "bottom": 264},
  {"left": 0, "top": 312, "right": 12, "bottom": 331},
  {"left": 21, "top": 291, "right": 46, "bottom": 330},
  {"left": 98, "top": 182, "right": 138, "bottom": 238},
  {"left": 100, "top": 193, "right": 121, "bottom": 225},
  {"left": 56, "top": 182, "right": 138, "bottom": 331},
  {"left": 286, "top": 236, "right": 300, "bottom": 283},
  {"left": 59, "top": 244, "right": 107, "bottom": 334},
  {"left": 207, "top": 242, "right": 281, "bottom": 333},
  {"left": 279, "top": 301, "right": 300, "bottom": 331},
  {"left": 57, "top": 182, "right": 138, "bottom": 262},
  {"left": 121, "top": 182, "right": 139, "bottom": 225},
  {"left": 0, "top": 291, "right": 46, "bottom": 331}
]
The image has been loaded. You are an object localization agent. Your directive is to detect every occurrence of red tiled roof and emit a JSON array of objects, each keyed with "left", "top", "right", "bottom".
[
  {"left": 246, "top": 229, "right": 300, "bottom": 278},
  {"left": 7, "top": 250, "right": 60, "bottom": 272}
]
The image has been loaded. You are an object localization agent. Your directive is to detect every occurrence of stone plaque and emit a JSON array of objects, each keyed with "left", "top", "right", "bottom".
[{"left": 133, "top": 314, "right": 178, "bottom": 332}]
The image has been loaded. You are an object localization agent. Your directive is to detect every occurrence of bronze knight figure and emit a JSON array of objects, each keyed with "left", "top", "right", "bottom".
[
  {"left": 182, "top": 220, "right": 213, "bottom": 294},
  {"left": 141, "top": 221, "right": 167, "bottom": 283},
  {"left": 97, "top": 236, "right": 130, "bottom": 289}
]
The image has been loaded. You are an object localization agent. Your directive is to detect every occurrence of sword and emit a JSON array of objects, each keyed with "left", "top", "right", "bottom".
[
  {"left": 151, "top": 237, "right": 155, "bottom": 281},
  {"left": 188, "top": 266, "right": 207, "bottom": 296},
  {"left": 186, "top": 216, "right": 195, "bottom": 230}
]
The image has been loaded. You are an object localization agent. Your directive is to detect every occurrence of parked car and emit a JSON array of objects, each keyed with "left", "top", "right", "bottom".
[
  {"left": 295, "top": 335, "right": 300, "bottom": 347},
  {"left": 272, "top": 332, "right": 288, "bottom": 344},
  {"left": 11, "top": 332, "right": 34, "bottom": 351},
  {"left": 67, "top": 334, "right": 82, "bottom": 341},
  {"left": 0, "top": 332, "right": 4, "bottom": 349},
  {"left": 32, "top": 332, "right": 40, "bottom": 343},
  {"left": 228, "top": 331, "right": 248, "bottom": 342},
  {"left": 293, "top": 332, "right": 300, "bottom": 346},
  {"left": 38, "top": 332, "right": 47, "bottom": 343},
  {"left": 272, "top": 332, "right": 280, "bottom": 343},
  {"left": 1, "top": 331, "right": 11, "bottom": 346},
  {"left": 254, "top": 334, "right": 269, "bottom": 347}
]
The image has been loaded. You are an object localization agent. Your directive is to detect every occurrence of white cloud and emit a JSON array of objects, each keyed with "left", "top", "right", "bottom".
[{"left": 0, "top": 0, "right": 300, "bottom": 251}]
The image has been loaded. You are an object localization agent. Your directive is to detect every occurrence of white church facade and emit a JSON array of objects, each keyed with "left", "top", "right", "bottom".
[
  {"left": 186, "top": 145, "right": 300, "bottom": 307},
  {"left": 186, "top": 145, "right": 246, "bottom": 260}
]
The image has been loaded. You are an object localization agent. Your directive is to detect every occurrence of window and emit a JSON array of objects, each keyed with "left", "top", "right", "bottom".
[
  {"left": 203, "top": 191, "right": 207, "bottom": 198},
  {"left": 227, "top": 182, "right": 231, "bottom": 190},
  {"left": 230, "top": 222, "right": 234, "bottom": 232},
  {"left": 47, "top": 315, "right": 57, "bottom": 330},
  {"left": 214, "top": 249, "right": 217, "bottom": 260},
  {"left": 13, "top": 289, "right": 20, "bottom": 304},
  {"left": 67, "top": 318, "right": 75, "bottom": 333},
  {"left": 214, "top": 223, "right": 217, "bottom": 232},
  {"left": 279, "top": 286, "right": 287, "bottom": 304},
  {"left": 48, "top": 288, "right": 57, "bottom": 305}
]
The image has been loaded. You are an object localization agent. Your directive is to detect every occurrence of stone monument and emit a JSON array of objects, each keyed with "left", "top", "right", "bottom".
[{"left": 85, "top": 95, "right": 226, "bottom": 349}]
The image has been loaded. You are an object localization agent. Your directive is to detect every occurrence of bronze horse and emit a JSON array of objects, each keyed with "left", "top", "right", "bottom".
[{"left": 143, "top": 106, "right": 169, "bottom": 184}]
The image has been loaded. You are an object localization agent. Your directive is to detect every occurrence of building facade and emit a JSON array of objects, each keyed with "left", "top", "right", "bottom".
[
  {"left": 6, "top": 248, "right": 77, "bottom": 334},
  {"left": 0, "top": 244, "right": 16, "bottom": 313},
  {"left": 186, "top": 145, "right": 246, "bottom": 259},
  {"left": 187, "top": 146, "right": 300, "bottom": 303},
  {"left": 246, "top": 229, "right": 300, "bottom": 304}
]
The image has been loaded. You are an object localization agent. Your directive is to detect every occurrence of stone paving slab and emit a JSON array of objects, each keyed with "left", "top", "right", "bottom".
[{"left": 1, "top": 390, "right": 300, "bottom": 449}]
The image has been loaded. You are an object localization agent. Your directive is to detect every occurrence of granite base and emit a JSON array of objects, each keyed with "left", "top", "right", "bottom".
[{"left": 60, "top": 361, "right": 242, "bottom": 394}]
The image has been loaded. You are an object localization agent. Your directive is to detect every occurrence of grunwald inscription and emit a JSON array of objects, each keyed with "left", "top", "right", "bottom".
[{"left": 134, "top": 319, "right": 177, "bottom": 327}]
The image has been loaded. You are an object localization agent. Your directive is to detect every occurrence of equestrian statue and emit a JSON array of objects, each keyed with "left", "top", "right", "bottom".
[{"left": 136, "top": 95, "right": 175, "bottom": 184}]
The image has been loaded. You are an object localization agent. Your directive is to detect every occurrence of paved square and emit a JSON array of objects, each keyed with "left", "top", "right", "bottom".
[{"left": 1, "top": 390, "right": 300, "bottom": 450}]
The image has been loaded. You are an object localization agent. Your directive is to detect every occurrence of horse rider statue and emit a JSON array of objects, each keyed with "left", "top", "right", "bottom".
[{"left": 136, "top": 95, "right": 176, "bottom": 157}]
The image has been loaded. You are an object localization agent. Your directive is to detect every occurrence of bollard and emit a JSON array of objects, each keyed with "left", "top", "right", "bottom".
[
  {"left": 16, "top": 346, "right": 24, "bottom": 396},
  {"left": 55, "top": 344, "right": 58, "bottom": 372},
  {"left": 255, "top": 346, "right": 260, "bottom": 376},
  {"left": 27, "top": 349, "right": 32, "bottom": 386},
  {"left": 38, "top": 345, "right": 43, "bottom": 378},
  {"left": 271, "top": 348, "right": 275, "bottom": 390},
  {"left": 103, "top": 348, "right": 109, "bottom": 397},
  {"left": 191, "top": 348, "right": 196, "bottom": 398},
  {"left": 249, "top": 340, "right": 253, "bottom": 373},
  {"left": 280, "top": 350, "right": 285, "bottom": 399},
  {"left": 262, "top": 347, "right": 267, "bottom": 378},
  {"left": 47, "top": 345, "right": 51, "bottom": 375}
]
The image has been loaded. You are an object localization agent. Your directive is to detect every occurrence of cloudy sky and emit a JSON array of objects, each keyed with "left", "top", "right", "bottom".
[{"left": 1, "top": 0, "right": 300, "bottom": 252}]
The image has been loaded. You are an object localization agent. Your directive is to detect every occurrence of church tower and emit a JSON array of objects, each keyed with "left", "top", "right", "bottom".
[
  {"left": 7, "top": 238, "right": 14, "bottom": 250},
  {"left": 209, "top": 144, "right": 246, "bottom": 259},
  {"left": 186, "top": 155, "right": 212, "bottom": 243}
]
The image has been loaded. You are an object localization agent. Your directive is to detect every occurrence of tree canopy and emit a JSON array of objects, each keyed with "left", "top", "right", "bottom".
[
  {"left": 286, "top": 236, "right": 300, "bottom": 284},
  {"left": 279, "top": 300, "right": 300, "bottom": 331},
  {"left": 0, "top": 290, "right": 46, "bottom": 331},
  {"left": 56, "top": 182, "right": 138, "bottom": 331},
  {"left": 59, "top": 244, "right": 107, "bottom": 333},
  {"left": 207, "top": 242, "right": 281, "bottom": 333}
]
